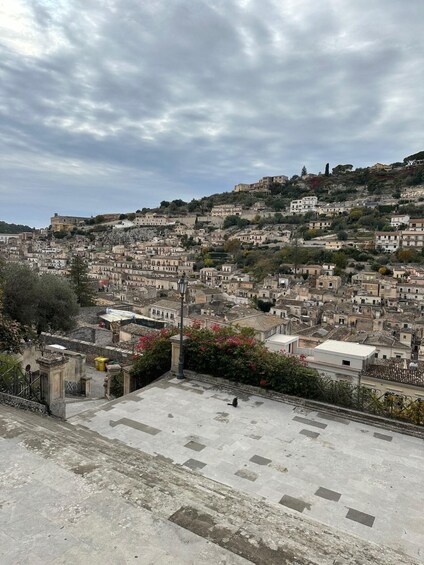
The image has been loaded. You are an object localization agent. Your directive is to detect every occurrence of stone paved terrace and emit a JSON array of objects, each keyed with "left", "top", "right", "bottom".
[
  {"left": 0, "top": 375, "right": 422, "bottom": 564},
  {"left": 71, "top": 375, "right": 424, "bottom": 562}
]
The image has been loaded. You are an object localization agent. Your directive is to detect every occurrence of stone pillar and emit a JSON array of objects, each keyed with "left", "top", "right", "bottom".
[
  {"left": 37, "top": 354, "right": 68, "bottom": 419},
  {"left": 170, "top": 334, "right": 187, "bottom": 375},
  {"left": 122, "top": 365, "right": 133, "bottom": 395},
  {"left": 105, "top": 363, "right": 121, "bottom": 399},
  {"left": 80, "top": 375, "right": 92, "bottom": 397}
]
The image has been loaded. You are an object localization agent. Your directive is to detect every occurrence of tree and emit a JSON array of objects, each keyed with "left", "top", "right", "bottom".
[
  {"left": 0, "top": 290, "right": 22, "bottom": 353},
  {"left": 223, "top": 238, "right": 241, "bottom": 253},
  {"left": 403, "top": 150, "right": 424, "bottom": 164},
  {"left": 0, "top": 264, "right": 80, "bottom": 337},
  {"left": 223, "top": 215, "right": 240, "bottom": 229},
  {"left": 334, "top": 252, "right": 347, "bottom": 270},
  {"left": 325, "top": 163, "right": 330, "bottom": 177},
  {"left": 69, "top": 256, "right": 95, "bottom": 306},
  {"left": 36, "top": 274, "right": 79, "bottom": 333},
  {"left": 337, "top": 230, "right": 348, "bottom": 241},
  {"left": 0, "top": 263, "right": 38, "bottom": 326},
  {"left": 301, "top": 165, "right": 307, "bottom": 177},
  {"left": 332, "top": 164, "right": 353, "bottom": 174}
]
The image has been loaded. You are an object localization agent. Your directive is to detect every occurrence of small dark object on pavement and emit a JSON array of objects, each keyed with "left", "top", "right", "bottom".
[{"left": 228, "top": 397, "right": 238, "bottom": 407}]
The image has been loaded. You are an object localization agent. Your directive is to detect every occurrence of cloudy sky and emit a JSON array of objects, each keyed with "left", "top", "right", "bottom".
[{"left": 1, "top": 0, "right": 423, "bottom": 227}]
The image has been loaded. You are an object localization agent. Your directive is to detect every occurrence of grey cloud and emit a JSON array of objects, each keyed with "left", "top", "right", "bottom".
[{"left": 1, "top": 0, "right": 423, "bottom": 225}]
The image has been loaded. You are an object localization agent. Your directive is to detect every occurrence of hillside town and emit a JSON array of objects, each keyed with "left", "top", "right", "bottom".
[{"left": 2, "top": 155, "right": 424, "bottom": 400}]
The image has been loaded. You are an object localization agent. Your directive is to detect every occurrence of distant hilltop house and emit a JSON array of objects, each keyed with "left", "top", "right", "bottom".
[
  {"left": 50, "top": 213, "right": 90, "bottom": 232},
  {"left": 233, "top": 175, "right": 288, "bottom": 193},
  {"left": 406, "top": 158, "right": 424, "bottom": 167},
  {"left": 370, "top": 163, "right": 391, "bottom": 172}
]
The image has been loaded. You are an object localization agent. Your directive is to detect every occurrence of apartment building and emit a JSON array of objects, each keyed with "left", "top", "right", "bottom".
[
  {"left": 401, "top": 231, "right": 424, "bottom": 248},
  {"left": 397, "top": 282, "right": 424, "bottom": 302},
  {"left": 211, "top": 204, "right": 243, "bottom": 217},
  {"left": 408, "top": 218, "right": 424, "bottom": 231},
  {"left": 290, "top": 196, "right": 318, "bottom": 214},
  {"left": 308, "top": 220, "right": 331, "bottom": 230},
  {"left": 135, "top": 214, "right": 175, "bottom": 226},
  {"left": 375, "top": 232, "right": 401, "bottom": 252}
]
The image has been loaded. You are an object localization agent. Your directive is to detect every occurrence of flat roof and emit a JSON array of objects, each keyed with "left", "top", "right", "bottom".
[
  {"left": 315, "top": 339, "right": 376, "bottom": 358},
  {"left": 266, "top": 334, "right": 299, "bottom": 345}
]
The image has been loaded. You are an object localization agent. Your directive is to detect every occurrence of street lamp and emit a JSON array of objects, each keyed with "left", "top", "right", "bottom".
[{"left": 177, "top": 272, "right": 188, "bottom": 380}]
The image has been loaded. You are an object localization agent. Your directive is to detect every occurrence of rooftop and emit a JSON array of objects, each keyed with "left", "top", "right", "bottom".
[{"left": 315, "top": 339, "right": 376, "bottom": 358}]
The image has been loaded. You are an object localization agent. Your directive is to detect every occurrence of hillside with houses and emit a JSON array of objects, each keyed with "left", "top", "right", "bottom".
[{"left": 2, "top": 151, "right": 424, "bottom": 401}]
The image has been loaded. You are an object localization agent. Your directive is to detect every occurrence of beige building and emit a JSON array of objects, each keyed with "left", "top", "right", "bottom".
[
  {"left": 316, "top": 275, "right": 342, "bottom": 291},
  {"left": 231, "top": 313, "right": 290, "bottom": 342},
  {"left": 401, "top": 231, "right": 424, "bottom": 248},
  {"left": 397, "top": 282, "right": 424, "bottom": 301},
  {"left": 233, "top": 175, "right": 287, "bottom": 193},
  {"left": 51, "top": 213, "right": 89, "bottom": 232},
  {"left": 211, "top": 204, "right": 243, "bottom": 217},
  {"left": 148, "top": 300, "right": 183, "bottom": 327},
  {"left": 308, "top": 220, "right": 331, "bottom": 230},
  {"left": 408, "top": 218, "right": 424, "bottom": 231},
  {"left": 135, "top": 214, "right": 175, "bottom": 226}
]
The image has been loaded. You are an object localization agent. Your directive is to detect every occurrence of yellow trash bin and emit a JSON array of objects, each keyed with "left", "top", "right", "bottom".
[{"left": 95, "top": 357, "right": 109, "bottom": 372}]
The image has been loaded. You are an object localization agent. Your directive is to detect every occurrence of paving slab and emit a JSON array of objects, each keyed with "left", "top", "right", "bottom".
[
  {"left": 2, "top": 376, "right": 423, "bottom": 565},
  {"left": 68, "top": 376, "right": 424, "bottom": 562}
]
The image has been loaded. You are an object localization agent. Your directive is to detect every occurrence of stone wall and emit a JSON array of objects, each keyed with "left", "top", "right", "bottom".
[
  {"left": 67, "top": 326, "right": 113, "bottom": 346},
  {"left": 41, "top": 333, "right": 131, "bottom": 365},
  {"left": 0, "top": 392, "right": 48, "bottom": 415}
]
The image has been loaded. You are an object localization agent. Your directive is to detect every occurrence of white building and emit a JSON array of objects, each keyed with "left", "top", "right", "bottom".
[
  {"left": 390, "top": 214, "right": 410, "bottom": 228},
  {"left": 306, "top": 340, "right": 376, "bottom": 386},
  {"left": 375, "top": 232, "right": 401, "bottom": 252},
  {"left": 265, "top": 335, "right": 298, "bottom": 354},
  {"left": 290, "top": 196, "right": 318, "bottom": 214},
  {"left": 0, "top": 234, "right": 19, "bottom": 244}
]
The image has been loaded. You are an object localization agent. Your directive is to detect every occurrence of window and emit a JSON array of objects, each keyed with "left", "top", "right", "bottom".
[{"left": 342, "top": 360, "right": 351, "bottom": 366}]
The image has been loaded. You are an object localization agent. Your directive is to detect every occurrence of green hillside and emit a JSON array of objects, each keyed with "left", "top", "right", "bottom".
[{"left": 0, "top": 221, "right": 34, "bottom": 234}]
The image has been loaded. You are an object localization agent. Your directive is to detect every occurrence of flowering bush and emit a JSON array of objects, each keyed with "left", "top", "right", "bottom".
[
  {"left": 131, "top": 325, "right": 320, "bottom": 397},
  {"left": 129, "top": 326, "right": 424, "bottom": 426},
  {"left": 130, "top": 328, "right": 177, "bottom": 387}
]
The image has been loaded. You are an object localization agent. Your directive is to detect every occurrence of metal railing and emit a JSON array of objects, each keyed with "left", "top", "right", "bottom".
[{"left": 0, "top": 359, "right": 42, "bottom": 403}]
